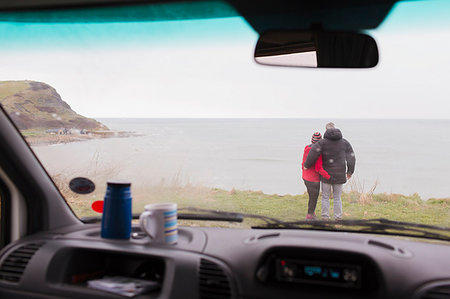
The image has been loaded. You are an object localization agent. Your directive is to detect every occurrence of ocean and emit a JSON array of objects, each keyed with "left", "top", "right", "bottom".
[{"left": 32, "top": 118, "right": 450, "bottom": 200}]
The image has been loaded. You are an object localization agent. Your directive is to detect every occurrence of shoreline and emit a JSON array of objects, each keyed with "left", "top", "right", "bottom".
[{"left": 25, "top": 131, "right": 141, "bottom": 146}]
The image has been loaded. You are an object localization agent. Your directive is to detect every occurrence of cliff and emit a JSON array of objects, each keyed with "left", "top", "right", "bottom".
[{"left": 0, "top": 80, "right": 107, "bottom": 131}]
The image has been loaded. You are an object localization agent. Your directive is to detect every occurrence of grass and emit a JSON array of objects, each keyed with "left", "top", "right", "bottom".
[
  {"left": 47, "top": 166, "right": 449, "bottom": 236},
  {"left": 62, "top": 183, "right": 450, "bottom": 229},
  {"left": 0, "top": 81, "right": 29, "bottom": 100},
  {"left": 20, "top": 129, "right": 48, "bottom": 137}
]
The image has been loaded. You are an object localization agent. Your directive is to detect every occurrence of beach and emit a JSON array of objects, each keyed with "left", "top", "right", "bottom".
[{"left": 24, "top": 130, "right": 140, "bottom": 146}]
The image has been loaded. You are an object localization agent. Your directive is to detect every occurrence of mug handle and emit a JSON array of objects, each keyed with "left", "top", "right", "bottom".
[{"left": 139, "top": 211, "right": 155, "bottom": 239}]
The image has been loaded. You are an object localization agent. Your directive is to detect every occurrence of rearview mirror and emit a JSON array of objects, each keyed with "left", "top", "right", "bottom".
[{"left": 254, "top": 30, "right": 378, "bottom": 68}]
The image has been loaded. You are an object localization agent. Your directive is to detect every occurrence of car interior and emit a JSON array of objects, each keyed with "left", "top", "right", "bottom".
[{"left": 0, "top": 0, "right": 449, "bottom": 298}]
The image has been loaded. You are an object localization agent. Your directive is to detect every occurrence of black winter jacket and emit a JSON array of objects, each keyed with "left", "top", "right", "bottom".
[{"left": 304, "top": 128, "right": 355, "bottom": 184}]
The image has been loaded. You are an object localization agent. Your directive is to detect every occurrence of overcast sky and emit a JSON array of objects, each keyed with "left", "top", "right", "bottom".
[{"left": 0, "top": 0, "right": 449, "bottom": 119}]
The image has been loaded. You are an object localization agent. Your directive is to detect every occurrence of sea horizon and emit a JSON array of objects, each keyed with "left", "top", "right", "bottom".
[{"left": 32, "top": 118, "right": 450, "bottom": 200}]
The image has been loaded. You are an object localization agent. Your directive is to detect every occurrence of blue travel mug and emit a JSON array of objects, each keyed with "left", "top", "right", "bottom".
[{"left": 101, "top": 180, "right": 132, "bottom": 239}]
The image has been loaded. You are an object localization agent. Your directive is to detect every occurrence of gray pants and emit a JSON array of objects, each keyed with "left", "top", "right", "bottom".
[{"left": 321, "top": 183, "right": 343, "bottom": 220}]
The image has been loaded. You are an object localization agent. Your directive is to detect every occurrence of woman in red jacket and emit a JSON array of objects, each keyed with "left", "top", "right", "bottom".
[{"left": 302, "top": 132, "right": 331, "bottom": 220}]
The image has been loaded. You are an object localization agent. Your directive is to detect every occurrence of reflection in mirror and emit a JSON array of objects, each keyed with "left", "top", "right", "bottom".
[{"left": 254, "top": 31, "right": 378, "bottom": 68}]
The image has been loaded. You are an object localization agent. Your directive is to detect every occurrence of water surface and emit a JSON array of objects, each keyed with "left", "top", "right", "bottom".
[{"left": 32, "top": 118, "right": 450, "bottom": 199}]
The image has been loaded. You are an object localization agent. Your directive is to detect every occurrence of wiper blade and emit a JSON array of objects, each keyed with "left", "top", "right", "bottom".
[
  {"left": 253, "top": 218, "right": 450, "bottom": 241},
  {"left": 80, "top": 207, "right": 289, "bottom": 224},
  {"left": 81, "top": 210, "right": 450, "bottom": 241},
  {"left": 353, "top": 218, "right": 449, "bottom": 231},
  {"left": 258, "top": 218, "right": 450, "bottom": 232},
  {"left": 80, "top": 207, "right": 245, "bottom": 224},
  {"left": 177, "top": 207, "right": 244, "bottom": 222}
]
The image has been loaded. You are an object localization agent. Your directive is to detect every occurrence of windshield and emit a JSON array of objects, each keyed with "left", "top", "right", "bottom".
[{"left": 0, "top": 0, "right": 449, "bottom": 234}]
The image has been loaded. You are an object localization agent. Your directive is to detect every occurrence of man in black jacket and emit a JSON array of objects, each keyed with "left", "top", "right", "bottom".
[{"left": 304, "top": 122, "right": 355, "bottom": 220}]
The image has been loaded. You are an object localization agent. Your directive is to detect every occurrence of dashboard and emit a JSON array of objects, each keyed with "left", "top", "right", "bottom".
[{"left": 0, "top": 225, "right": 448, "bottom": 299}]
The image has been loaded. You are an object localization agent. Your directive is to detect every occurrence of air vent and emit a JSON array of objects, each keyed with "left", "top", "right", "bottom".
[
  {"left": 0, "top": 242, "right": 45, "bottom": 283},
  {"left": 244, "top": 233, "right": 280, "bottom": 244},
  {"left": 198, "top": 258, "right": 232, "bottom": 299},
  {"left": 368, "top": 240, "right": 395, "bottom": 251},
  {"left": 367, "top": 239, "right": 413, "bottom": 258},
  {"left": 417, "top": 283, "right": 450, "bottom": 299}
]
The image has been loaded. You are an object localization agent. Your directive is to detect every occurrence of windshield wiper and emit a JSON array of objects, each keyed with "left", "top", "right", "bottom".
[
  {"left": 80, "top": 207, "right": 245, "bottom": 224},
  {"left": 81, "top": 210, "right": 450, "bottom": 241},
  {"left": 253, "top": 218, "right": 450, "bottom": 242},
  {"left": 177, "top": 207, "right": 244, "bottom": 222},
  {"left": 81, "top": 207, "right": 290, "bottom": 224}
]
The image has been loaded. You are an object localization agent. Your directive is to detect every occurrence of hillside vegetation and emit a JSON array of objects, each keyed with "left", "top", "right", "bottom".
[{"left": 0, "top": 80, "right": 106, "bottom": 131}]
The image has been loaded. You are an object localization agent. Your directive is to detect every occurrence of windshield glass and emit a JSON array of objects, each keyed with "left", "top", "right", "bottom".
[{"left": 0, "top": 0, "right": 449, "bottom": 233}]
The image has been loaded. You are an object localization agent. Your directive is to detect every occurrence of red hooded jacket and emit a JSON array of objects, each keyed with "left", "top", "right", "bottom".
[{"left": 302, "top": 145, "right": 331, "bottom": 182}]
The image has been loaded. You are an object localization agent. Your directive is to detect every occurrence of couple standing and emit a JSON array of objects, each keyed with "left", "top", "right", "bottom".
[{"left": 301, "top": 122, "right": 356, "bottom": 220}]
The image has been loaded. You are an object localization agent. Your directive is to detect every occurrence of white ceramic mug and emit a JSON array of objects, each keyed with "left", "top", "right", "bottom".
[{"left": 139, "top": 203, "right": 178, "bottom": 244}]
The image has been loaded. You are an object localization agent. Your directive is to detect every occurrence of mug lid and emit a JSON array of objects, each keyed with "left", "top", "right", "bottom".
[{"left": 107, "top": 179, "right": 131, "bottom": 186}]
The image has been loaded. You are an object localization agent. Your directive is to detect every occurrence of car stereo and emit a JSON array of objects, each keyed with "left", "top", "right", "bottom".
[{"left": 275, "top": 258, "right": 361, "bottom": 288}]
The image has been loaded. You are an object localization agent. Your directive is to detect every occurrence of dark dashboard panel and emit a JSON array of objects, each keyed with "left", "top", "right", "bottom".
[
  {"left": 255, "top": 247, "right": 381, "bottom": 297},
  {"left": 275, "top": 258, "right": 362, "bottom": 287},
  {"left": 0, "top": 225, "right": 449, "bottom": 299},
  {"left": 46, "top": 248, "right": 165, "bottom": 285}
]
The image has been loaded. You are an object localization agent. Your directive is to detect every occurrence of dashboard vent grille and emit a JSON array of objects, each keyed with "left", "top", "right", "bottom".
[
  {"left": 368, "top": 240, "right": 395, "bottom": 251},
  {"left": 419, "top": 284, "right": 450, "bottom": 299},
  {"left": 0, "top": 242, "right": 45, "bottom": 283},
  {"left": 199, "top": 258, "right": 232, "bottom": 299}
]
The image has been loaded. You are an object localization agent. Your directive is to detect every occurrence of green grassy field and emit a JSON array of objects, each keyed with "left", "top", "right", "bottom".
[
  {"left": 20, "top": 129, "right": 49, "bottom": 137},
  {"left": 0, "top": 81, "right": 29, "bottom": 100},
  {"left": 64, "top": 184, "right": 450, "bottom": 229}
]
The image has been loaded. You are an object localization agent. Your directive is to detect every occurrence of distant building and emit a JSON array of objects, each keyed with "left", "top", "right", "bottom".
[
  {"left": 46, "top": 128, "right": 71, "bottom": 135},
  {"left": 46, "top": 129, "right": 59, "bottom": 135}
]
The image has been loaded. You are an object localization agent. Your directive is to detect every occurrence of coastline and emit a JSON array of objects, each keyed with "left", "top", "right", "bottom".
[
  {"left": 24, "top": 131, "right": 140, "bottom": 146},
  {"left": 23, "top": 118, "right": 450, "bottom": 199}
]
